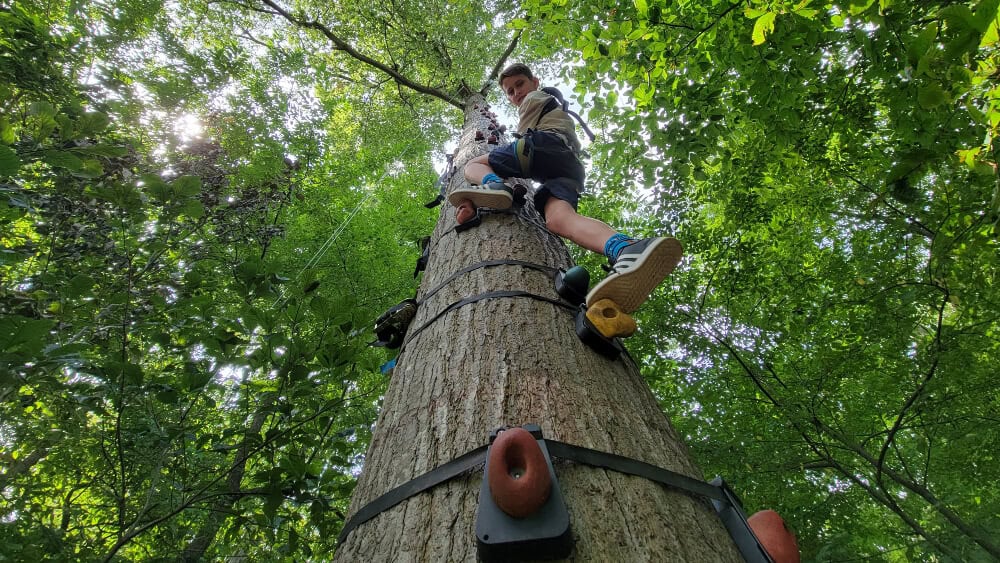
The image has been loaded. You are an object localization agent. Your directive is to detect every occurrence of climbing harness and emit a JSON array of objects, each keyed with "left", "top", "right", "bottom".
[
  {"left": 536, "top": 86, "right": 595, "bottom": 142},
  {"left": 336, "top": 424, "right": 775, "bottom": 563}
]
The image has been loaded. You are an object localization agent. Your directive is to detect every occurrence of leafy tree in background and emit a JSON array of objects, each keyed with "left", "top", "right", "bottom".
[
  {"left": 3, "top": 0, "right": 999, "bottom": 560},
  {"left": 517, "top": 0, "right": 1000, "bottom": 559},
  {"left": 2, "top": 1, "right": 436, "bottom": 559}
]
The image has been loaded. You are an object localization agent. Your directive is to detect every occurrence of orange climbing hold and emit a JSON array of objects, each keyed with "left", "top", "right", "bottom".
[
  {"left": 455, "top": 199, "right": 476, "bottom": 225},
  {"left": 487, "top": 427, "right": 552, "bottom": 518},
  {"left": 748, "top": 509, "right": 800, "bottom": 563}
]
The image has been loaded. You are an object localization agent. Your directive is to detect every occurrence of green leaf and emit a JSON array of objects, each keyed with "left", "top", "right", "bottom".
[
  {"left": 1, "top": 116, "right": 17, "bottom": 144},
  {"left": 907, "top": 24, "right": 938, "bottom": 65},
  {"left": 0, "top": 317, "right": 55, "bottom": 356},
  {"left": 941, "top": 5, "right": 977, "bottom": 32},
  {"left": 66, "top": 274, "right": 95, "bottom": 297},
  {"left": 29, "top": 101, "right": 57, "bottom": 118},
  {"left": 917, "top": 82, "right": 950, "bottom": 109},
  {"left": 70, "top": 144, "right": 128, "bottom": 157},
  {"left": 141, "top": 173, "right": 171, "bottom": 201},
  {"left": 56, "top": 114, "right": 75, "bottom": 140},
  {"left": 752, "top": 12, "right": 777, "bottom": 46},
  {"left": 156, "top": 387, "right": 179, "bottom": 404},
  {"left": 76, "top": 112, "right": 111, "bottom": 136},
  {"left": 172, "top": 175, "right": 202, "bottom": 196},
  {"left": 0, "top": 145, "right": 20, "bottom": 177},
  {"left": 634, "top": 0, "right": 647, "bottom": 18},
  {"left": 848, "top": 0, "right": 876, "bottom": 15},
  {"left": 179, "top": 199, "right": 205, "bottom": 219},
  {"left": 74, "top": 159, "right": 104, "bottom": 178},
  {"left": 974, "top": 0, "right": 999, "bottom": 33},
  {"left": 42, "top": 150, "right": 84, "bottom": 171},
  {"left": 122, "top": 362, "right": 144, "bottom": 385}
]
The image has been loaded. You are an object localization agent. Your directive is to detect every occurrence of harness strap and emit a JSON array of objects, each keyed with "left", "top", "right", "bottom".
[
  {"left": 336, "top": 439, "right": 774, "bottom": 563},
  {"left": 544, "top": 440, "right": 725, "bottom": 502},
  {"left": 534, "top": 93, "right": 596, "bottom": 142}
]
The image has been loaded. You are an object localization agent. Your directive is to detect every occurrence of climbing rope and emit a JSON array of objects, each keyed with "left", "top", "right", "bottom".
[{"left": 274, "top": 138, "right": 417, "bottom": 310}]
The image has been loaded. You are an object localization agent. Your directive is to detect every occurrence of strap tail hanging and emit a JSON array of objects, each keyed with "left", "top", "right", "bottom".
[
  {"left": 564, "top": 108, "right": 595, "bottom": 142},
  {"left": 538, "top": 86, "right": 596, "bottom": 142}
]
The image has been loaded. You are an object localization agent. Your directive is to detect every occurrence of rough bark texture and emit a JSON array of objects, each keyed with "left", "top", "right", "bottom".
[{"left": 334, "top": 95, "right": 743, "bottom": 562}]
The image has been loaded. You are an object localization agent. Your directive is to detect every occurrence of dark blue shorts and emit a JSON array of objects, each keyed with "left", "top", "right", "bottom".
[{"left": 487, "top": 130, "right": 585, "bottom": 214}]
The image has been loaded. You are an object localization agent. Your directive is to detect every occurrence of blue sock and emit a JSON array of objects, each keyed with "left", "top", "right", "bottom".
[
  {"left": 481, "top": 173, "right": 501, "bottom": 185},
  {"left": 603, "top": 233, "right": 633, "bottom": 261}
]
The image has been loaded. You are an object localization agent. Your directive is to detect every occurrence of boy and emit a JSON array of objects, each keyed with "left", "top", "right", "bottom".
[{"left": 449, "top": 63, "right": 681, "bottom": 314}]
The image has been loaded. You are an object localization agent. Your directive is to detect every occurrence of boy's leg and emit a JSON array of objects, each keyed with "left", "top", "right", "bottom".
[
  {"left": 451, "top": 146, "right": 520, "bottom": 209},
  {"left": 463, "top": 154, "right": 497, "bottom": 185},
  {"left": 541, "top": 190, "right": 681, "bottom": 314},
  {"left": 543, "top": 198, "right": 616, "bottom": 254}
]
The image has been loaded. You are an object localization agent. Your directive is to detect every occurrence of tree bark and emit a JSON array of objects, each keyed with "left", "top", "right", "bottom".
[{"left": 334, "top": 95, "right": 743, "bottom": 561}]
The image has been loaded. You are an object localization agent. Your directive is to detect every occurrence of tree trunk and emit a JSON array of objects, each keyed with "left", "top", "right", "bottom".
[
  {"left": 334, "top": 95, "right": 743, "bottom": 561},
  {"left": 179, "top": 391, "right": 277, "bottom": 561}
]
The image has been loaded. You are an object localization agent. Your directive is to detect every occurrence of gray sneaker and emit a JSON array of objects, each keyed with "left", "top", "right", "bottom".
[
  {"left": 447, "top": 182, "right": 514, "bottom": 209},
  {"left": 586, "top": 237, "right": 683, "bottom": 313}
]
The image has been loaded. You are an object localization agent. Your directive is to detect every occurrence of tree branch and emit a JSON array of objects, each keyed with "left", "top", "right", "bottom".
[
  {"left": 481, "top": 30, "right": 522, "bottom": 94},
  {"left": 256, "top": 0, "right": 463, "bottom": 109}
]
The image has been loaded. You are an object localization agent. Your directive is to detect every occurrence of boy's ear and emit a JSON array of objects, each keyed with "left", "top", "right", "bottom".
[{"left": 532, "top": 77, "right": 541, "bottom": 90}]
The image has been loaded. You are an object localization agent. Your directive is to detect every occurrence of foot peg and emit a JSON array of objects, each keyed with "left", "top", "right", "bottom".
[
  {"left": 575, "top": 304, "right": 625, "bottom": 359},
  {"left": 585, "top": 299, "right": 636, "bottom": 338},
  {"left": 554, "top": 266, "right": 589, "bottom": 306}
]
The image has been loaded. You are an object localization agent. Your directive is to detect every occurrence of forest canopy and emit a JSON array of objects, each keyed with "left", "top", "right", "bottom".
[{"left": 1, "top": 0, "right": 998, "bottom": 560}]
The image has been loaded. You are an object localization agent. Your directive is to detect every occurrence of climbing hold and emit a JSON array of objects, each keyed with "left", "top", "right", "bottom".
[
  {"left": 487, "top": 427, "right": 553, "bottom": 518},
  {"left": 748, "top": 510, "right": 800, "bottom": 563},
  {"left": 575, "top": 305, "right": 624, "bottom": 359},
  {"left": 370, "top": 299, "right": 417, "bottom": 349},
  {"left": 585, "top": 299, "right": 637, "bottom": 339},
  {"left": 413, "top": 236, "right": 430, "bottom": 278},
  {"left": 475, "top": 131, "right": 485, "bottom": 141},
  {"left": 455, "top": 199, "right": 477, "bottom": 226},
  {"left": 499, "top": 125, "right": 507, "bottom": 134},
  {"left": 555, "top": 266, "right": 590, "bottom": 306},
  {"left": 455, "top": 206, "right": 484, "bottom": 233},
  {"left": 476, "top": 425, "right": 573, "bottom": 561},
  {"left": 487, "top": 134, "right": 499, "bottom": 145}
]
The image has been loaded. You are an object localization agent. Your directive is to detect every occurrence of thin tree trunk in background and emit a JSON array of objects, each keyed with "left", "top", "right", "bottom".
[
  {"left": 179, "top": 395, "right": 276, "bottom": 562},
  {"left": 334, "top": 94, "right": 743, "bottom": 561}
]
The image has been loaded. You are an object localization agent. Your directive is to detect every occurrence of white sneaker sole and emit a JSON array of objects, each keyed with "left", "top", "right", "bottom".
[
  {"left": 447, "top": 186, "right": 513, "bottom": 209},
  {"left": 586, "top": 237, "right": 683, "bottom": 313}
]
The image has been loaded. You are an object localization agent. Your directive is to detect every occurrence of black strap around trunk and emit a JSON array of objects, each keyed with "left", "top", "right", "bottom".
[
  {"left": 417, "top": 259, "right": 559, "bottom": 306},
  {"left": 401, "top": 289, "right": 577, "bottom": 351},
  {"left": 338, "top": 440, "right": 741, "bottom": 546}
]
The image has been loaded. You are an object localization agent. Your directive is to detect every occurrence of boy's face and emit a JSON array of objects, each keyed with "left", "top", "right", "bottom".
[{"left": 500, "top": 73, "right": 540, "bottom": 107}]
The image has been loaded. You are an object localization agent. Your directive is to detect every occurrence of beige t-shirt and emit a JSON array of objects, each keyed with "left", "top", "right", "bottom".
[{"left": 515, "top": 90, "right": 582, "bottom": 154}]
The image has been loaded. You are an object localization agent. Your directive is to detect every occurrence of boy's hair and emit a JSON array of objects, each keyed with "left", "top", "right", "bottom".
[{"left": 499, "top": 63, "right": 534, "bottom": 84}]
